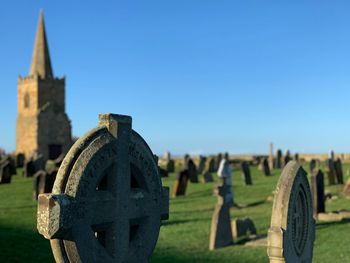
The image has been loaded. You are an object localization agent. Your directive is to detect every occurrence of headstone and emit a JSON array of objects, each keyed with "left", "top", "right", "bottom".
[
  {"left": 197, "top": 155, "right": 206, "bottom": 175},
  {"left": 262, "top": 158, "right": 271, "bottom": 176},
  {"left": 269, "top": 143, "right": 274, "bottom": 170},
  {"left": 241, "top": 161, "right": 252, "bottom": 185},
  {"left": 344, "top": 178, "right": 350, "bottom": 195},
  {"left": 267, "top": 161, "right": 315, "bottom": 263},
  {"left": 23, "top": 154, "right": 45, "bottom": 177},
  {"left": 209, "top": 185, "right": 233, "bottom": 250},
  {"left": 159, "top": 167, "right": 169, "bottom": 178},
  {"left": 37, "top": 113, "right": 169, "bottom": 262},
  {"left": 208, "top": 157, "right": 216, "bottom": 173},
  {"left": 310, "top": 169, "right": 325, "bottom": 218},
  {"left": 231, "top": 218, "right": 257, "bottom": 242},
  {"left": 282, "top": 150, "right": 292, "bottom": 168},
  {"left": 274, "top": 149, "right": 282, "bottom": 169},
  {"left": 0, "top": 159, "right": 12, "bottom": 184},
  {"left": 173, "top": 170, "right": 189, "bottom": 196},
  {"left": 16, "top": 153, "right": 25, "bottom": 168},
  {"left": 326, "top": 158, "right": 336, "bottom": 185},
  {"left": 187, "top": 158, "right": 198, "bottom": 183},
  {"left": 309, "top": 159, "right": 317, "bottom": 173},
  {"left": 33, "top": 168, "right": 58, "bottom": 200},
  {"left": 215, "top": 153, "right": 223, "bottom": 171},
  {"left": 294, "top": 153, "right": 299, "bottom": 161},
  {"left": 164, "top": 151, "right": 175, "bottom": 173},
  {"left": 334, "top": 158, "right": 344, "bottom": 184}
]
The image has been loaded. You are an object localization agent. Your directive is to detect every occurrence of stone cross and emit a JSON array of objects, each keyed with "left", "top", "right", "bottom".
[
  {"left": 267, "top": 161, "right": 315, "bottom": 263},
  {"left": 37, "top": 113, "right": 169, "bottom": 263}
]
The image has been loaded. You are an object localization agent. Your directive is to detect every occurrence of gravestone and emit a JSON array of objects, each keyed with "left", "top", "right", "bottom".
[
  {"left": 241, "top": 161, "right": 252, "bottom": 185},
  {"left": 23, "top": 154, "right": 45, "bottom": 178},
  {"left": 37, "top": 113, "right": 169, "bottom": 263},
  {"left": 282, "top": 150, "right": 292, "bottom": 168},
  {"left": 326, "top": 158, "right": 336, "bottom": 185},
  {"left": 294, "top": 153, "right": 299, "bottom": 161},
  {"left": 173, "top": 170, "right": 190, "bottom": 196},
  {"left": 269, "top": 143, "right": 274, "bottom": 170},
  {"left": 187, "top": 158, "right": 198, "bottom": 183},
  {"left": 208, "top": 157, "right": 216, "bottom": 173},
  {"left": 159, "top": 167, "right": 169, "bottom": 178},
  {"left": 164, "top": 152, "right": 175, "bottom": 173},
  {"left": 344, "top": 178, "right": 350, "bottom": 195},
  {"left": 309, "top": 159, "right": 317, "bottom": 173},
  {"left": 231, "top": 218, "right": 257, "bottom": 242},
  {"left": 310, "top": 169, "right": 325, "bottom": 219},
  {"left": 33, "top": 168, "right": 58, "bottom": 200},
  {"left": 209, "top": 185, "right": 233, "bottom": 250},
  {"left": 0, "top": 159, "right": 12, "bottom": 184},
  {"left": 274, "top": 149, "right": 282, "bottom": 169},
  {"left": 262, "top": 158, "right": 271, "bottom": 176},
  {"left": 215, "top": 153, "right": 223, "bottom": 171},
  {"left": 16, "top": 153, "right": 25, "bottom": 168},
  {"left": 197, "top": 155, "right": 206, "bottom": 175},
  {"left": 267, "top": 161, "right": 315, "bottom": 263},
  {"left": 334, "top": 158, "right": 344, "bottom": 184}
]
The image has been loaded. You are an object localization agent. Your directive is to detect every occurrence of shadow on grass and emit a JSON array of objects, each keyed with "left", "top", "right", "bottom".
[
  {"left": 0, "top": 204, "right": 36, "bottom": 210},
  {"left": 238, "top": 200, "right": 266, "bottom": 208},
  {"left": 0, "top": 224, "right": 54, "bottom": 263},
  {"left": 316, "top": 219, "right": 350, "bottom": 229}
]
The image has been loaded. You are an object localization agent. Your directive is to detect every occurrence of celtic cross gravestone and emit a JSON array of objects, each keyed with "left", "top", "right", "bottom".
[{"left": 37, "top": 113, "right": 169, "bottom": 263}]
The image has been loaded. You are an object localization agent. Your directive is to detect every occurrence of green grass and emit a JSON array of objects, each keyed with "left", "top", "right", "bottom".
[{"left": 1, "top": 164, "right": 350, "bottom": 262}]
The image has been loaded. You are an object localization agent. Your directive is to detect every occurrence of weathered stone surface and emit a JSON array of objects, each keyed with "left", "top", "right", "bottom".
[
  {"left": 241, "top": 161, "right": 252, "bottom": 185},
  {"left": 267, "top": 161, "right": 315, "bottom": 263},
  {"left": 231, "top": 217, "right": 257, "bottom": 242},
  {"left": 37, "top": 113, "right": 169, "bottom": 263},
  {"left": 310, "top": 169, "right": 325, "bottom": 218},
  {"left": 209, "top": 186, "right": 233, "bottom": 250}
]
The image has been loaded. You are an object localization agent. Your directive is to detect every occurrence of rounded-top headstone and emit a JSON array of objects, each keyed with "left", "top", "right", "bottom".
[{"left": 267, "top": 161, "right": 315, "bottom": 263}]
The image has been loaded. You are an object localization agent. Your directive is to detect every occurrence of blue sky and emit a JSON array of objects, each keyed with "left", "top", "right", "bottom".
[{"left": 1, "top": 1, "right": 350, "bottom": 155}]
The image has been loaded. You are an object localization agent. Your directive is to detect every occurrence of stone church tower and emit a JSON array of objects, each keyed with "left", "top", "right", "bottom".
[{"left": 16, "top": 12, "right": 72, "bottom": 161}]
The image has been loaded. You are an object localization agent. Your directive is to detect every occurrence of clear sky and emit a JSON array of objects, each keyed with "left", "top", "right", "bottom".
[{"left": 1, "top": 1, "right": 350, "bottom": 155}]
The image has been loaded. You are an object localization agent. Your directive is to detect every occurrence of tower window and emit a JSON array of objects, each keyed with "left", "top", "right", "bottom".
[{"left": 24, "top": 93, "right": 30, "bottom": 108}]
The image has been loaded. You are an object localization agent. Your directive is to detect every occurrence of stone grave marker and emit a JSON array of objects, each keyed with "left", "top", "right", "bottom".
[
  {"left": 263, "top": 158, "right": 271, "bottom": 176},
  {"left": 231, "top": 217, "right": 257, "bottom": 242},
  {"left": 282, "top": 150, "right": 292, "bottom": 168},
  {"left": 309, "top": 159, "right": 317, "bottom": 173},
  {"left": 187, "top": 158, "right": 198, "bottom": 183},
  {"left": 240, "top": 161, "right": 252, "bottom": 185},
  {"left": 37, "top": 113, "right": 169, "bottom": 263},
  {"left": 326, "top": 158, "right": 336, "bottom": 185},
  {"left": 274, "top": 149, "right": 282, "bottom": 169},
  {"left": 173, "top": 169, "right": 190, "bottom": 196},
  {"left": 24, "top": 154, "right": 45, "bottom": 178},
  {"left": 16, "top": 153, "right": 25, "bottom": 168},
  {"left": 334, "top": 158, "right": 344, "bottom": 184},
  {"left": 208, "top": 157, "right": 216, "bottom": 173},
  {"left": 267, "top": 161, "right": 315, "bottom": 263},
  {"left": 33, "top": 168, "right": 58, "bottom": 200},
  {"left": 197, "top": 155, "right": 206, "bottom": 175},
  {"left": 215, "top": 153, "right": 223, "bottom": 171},
  {"left": 209, "top": 185, "right": 233, "bottom": 250},
  {"left": 0, "top": 159, "right": 12, "bottom": 184},
  {"left": 310, "top": 169, "right": 325, "bottom": 219}
]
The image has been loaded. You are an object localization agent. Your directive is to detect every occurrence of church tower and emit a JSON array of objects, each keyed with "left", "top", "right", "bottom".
[{"left": 16, "top": 12, "right": 72, "bottom": 161}]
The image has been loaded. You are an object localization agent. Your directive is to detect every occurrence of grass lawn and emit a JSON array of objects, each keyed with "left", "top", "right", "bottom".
[{"left": 0, "top": 163, "right": 349, "bottom": 262}]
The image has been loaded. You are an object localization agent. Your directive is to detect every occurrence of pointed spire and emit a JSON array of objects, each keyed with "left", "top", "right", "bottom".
[{"left": 29, "top": 11, "right": 54, "bottom": 78}]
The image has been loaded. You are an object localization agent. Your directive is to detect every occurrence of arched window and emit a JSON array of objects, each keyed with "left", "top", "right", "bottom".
[{"left": 24, "top": 92, "right": 30, "bottom": 108}]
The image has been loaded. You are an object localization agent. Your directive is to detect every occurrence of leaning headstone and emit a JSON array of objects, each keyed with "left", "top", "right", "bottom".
[
  {"left": 0, "top": 159, "right": 12, "bottom": 184},
  {"left": 173, "top": 170, "right": 189, "bottom": 196},
  {"left": 326, "top": 158, "right": 336, "bottom": 185},
  {"left": 262, "top": 158, "right": 271, "bottom": 176},
  {"left": 282, "top": 150, "right": 292, "bottom": 168},
  {"left": 334, "top": 158, "right": 344, "bottom": 184},
  {"left": 241, "top": 161, "right": 252, "bottom": 185},
  {"left": 166, "top": 159, "right": 175, "bottom": 173},
  {"left": 215, "top": 153, "right": 223, "bottom": 171},
  {"left": 37, "top": 113, "right": 169, "bottom": 262},
  {"left": 187, "top": 158, "right": 198, "bottom": 183},
  {"left": 231, "top": 217, "right": 257, "bottom": 242},
  {"left": 267, "top": 161, "right": 315, "bottom": 263},
  {"left": 209, "top": 185, "right": 233, "bottom": 250},
  {"left": 310, "top": 169, "right": 325, "bottom": 219}
]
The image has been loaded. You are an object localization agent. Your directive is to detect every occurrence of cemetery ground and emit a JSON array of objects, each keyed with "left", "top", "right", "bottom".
[{"left": 1, "top": 164, "right": 350, "bottom": 263}]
